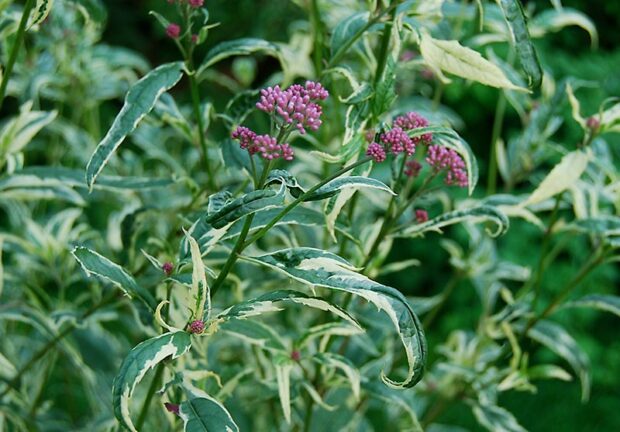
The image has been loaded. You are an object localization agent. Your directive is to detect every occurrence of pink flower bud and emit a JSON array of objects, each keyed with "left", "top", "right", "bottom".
[
  {"left": 291, "top": 351, "right": 301, "bottom": 361},
  {"left": 187, "top": 320, "right": 205, "bottom": 334},
  {"left": 164, "top": 402, "right": 180, "bottom": 415},
  {"left": 366, "top": 142, "right": 386, "bottom": 162},
  {"left": 166, "top": 23, "right": 181, "bottom": 39},
  {"left": 586, "top": 116, "right": 600, "bottom": 130},
  {"left": 162, "top": 262, "right": 174, "bottom": 276},
  {"left": 188, "top": 0, "right": 204, "bottom": 7},
  {"left": 415, "top": 209, "right": 429, "bottom": 223}
]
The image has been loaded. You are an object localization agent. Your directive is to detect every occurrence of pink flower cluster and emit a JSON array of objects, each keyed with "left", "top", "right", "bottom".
[
  {"left": 256, "top": 81, "right": 329, "bottom": 134},
  {"left": 426, "top": 145, "right": 468, "bottom": 188},
  {"left": 232, "top": 126, "right": 294, "bottom": 161},
  {"left": 415, "top": 209, "right": 429, "bottom": 223},
  {"left": 166, "top": 23, "right": 181, "bottom": 39},
  {"left": 405, "top": 160, "right": 422, "bottom": 178},
  {"left": 365, "top": 111, "right": 432, "bottom": 162},
  {"left": 393, "top": 112, "right": 432, "bottom": 145}
]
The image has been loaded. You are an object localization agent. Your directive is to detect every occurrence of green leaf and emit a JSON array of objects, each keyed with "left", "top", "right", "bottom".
[
  {"left": 0, "top": 103, "right": 57, "bottom": 159},
  {"left": 112, "top": 331, "right": 192, "bottom": 432},
  {"left": 198, "top": 38, "right": 283, "bottom": 77},
  {"left": 304, "top": 176, "right": 395, "bottom": 202},
  {"left": 206, "top": 188, "right": 285, "bottom": 229},
  {"left": 275, "top": 362, "right": 293, "bottom": 424},
  {"left": 472, "top": 402, "right": 527, "bottom": 432},
  {"left": 372, "top": 58, "right": 396, "bottom": 117},
  {"left": 242, "top": 248, "right": 427, "bottom": 388},
  {"left": 520, "top": 149, "right": 591, "bottom": 207},
  {"left": 530, "top": 7, "right": 598, "bottom": 48},
  {"left": 393, "top": 205, "right": 509, "bottom": 239},
  {"left": 220, "top": 319, "right": 287, "bottom": 351},
  {"left": 497, "top": 0, "right": 543, "bottom": 88},
  {"left": 418, "top": 29, "right": 525, "bottom": 91},
  {"left": 1, "top": 166, "right": 174, "bottom": 190},
  {"left": 297, "top": 322, "right": 364, "bottom": 350},
  {"left": 218, "top": 290, "right": 361, "bottom": 330},
  {"left": 330, "top": 12, "right": 370, "bottom": 59},
  {"left": 27, "top": 0, "right": 54, "bottom": 28},
  {"left": 179, "top": 396, "right": 239, "bottom": 432},
  {"left": 563, "top": 294, "right": 620, "bottom": 318},
  {"left": 314, "top": 352, "right": 361, "bottom": 401},
  {"left": 72, "top": 246, "right": 156, "bottom": 311},
  {"left": 527, "top": 320, "right": 591, "bottom": 401},
  {"left": 85, "top": 62, "right": 184, "bottom": 189},
  {"left": 223, "top": 207, "right": 326, "bottom": 241}
]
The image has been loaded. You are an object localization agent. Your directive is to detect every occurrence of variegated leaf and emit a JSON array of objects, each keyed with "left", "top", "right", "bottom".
[
  {"left": 220, "top": 319, "right": 287, "bottom": 351},
  {"left": 304, "top": 176, "right": 394, "bottom": 202},
  {"left": 527, "top": 320, "right": 591, "bottom": 401},
  {"left": 27, "top": 0, "right": 54, "bottom": 28},
  {"left": 242, "top": 248, "right": 427, "bottom": 388},
  {"left": 185, "top": 232, "right": 210, "bottom": 321},
  {"left": 179, "top": 396, "right": 239, "bottom": 432},
  {"left": 218, "top": 290, "right": 361, "bottom": 330},
  {"left": 393, "top": 205, "right": 509, "bottom": 239},
  {"left": 72, "top": 246, "right": 156, "bottom": 310},
  {"left": 472, "top": 402, "right": 527, "bottom": 432},
  {"left": 275, "top": 362, "right": 293, "bottom": 424},
  {"left": 562, "top": 294, "right": 620, "bottom": 318},
  {"left": 314, "top": 352, "right": 361, "bottom": 401},
  {"left": 112, "top": 332, "right": 192, "bottom": 432},
  {"left": 86, "top": 62, "right": 184, "bottom": 189},
  {"left": 198, "top": 38, "right": 283, "bottom": 78}
]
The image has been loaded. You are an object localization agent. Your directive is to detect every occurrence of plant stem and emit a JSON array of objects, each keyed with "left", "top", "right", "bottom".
[
  {"left": 243, "top": 158, "right": 372, "bottom": 248},
  {"left": 530, "top": 193, "right": 563, "bottom": 309},
  {"left": 135, "top": 362, "right": 165, "bottom": 430},
  {"left": 423, "top": 275, "right": 460, "bottom": 328},
  {"left": 0, "top": 292, "right": 118, "bottom": 398},
  {"left": 373, "top": 2, "right": 395, "bottom": 86},
  {"left": 310, "top": 0, "right": 325, "bottom": 76},
  {"left": 487, "top": 90, "right": 507, "bottom": 194},
  {"left": 0, "top": 0, "right": 34, "bottom": 110},
  {"left": 524, "top": 245, "right": 606, "bottom": 335},
  {"left": 210, "top": 160, "right": 272, "bottom": 296},
  {"left": 188, "top": 72, "right": 216, "bottom": 190}
]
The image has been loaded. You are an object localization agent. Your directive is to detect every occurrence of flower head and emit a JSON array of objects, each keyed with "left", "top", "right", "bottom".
[
  {"left": 188, "top": 320, "right": 205, "bottom": 334},
  {"left": 256, "top": 81, "right": 329, "bottom": 134},
  {"left": 188, "top": 0, "right": 204, "bottom": 7},
  {"left": 366, "top": 142, "right": 386, "bottom": 162},
  {"left": 380, "top": 127, "right": 415, "bottom": 156},
  {"left": 426, "top": 145, "right": 468, "bottom": 188},
  {"left": 166, "top": 23, "right": 181, "bottom": 39},
  {"left": 586, "top": 116, "right": 600, "bottom": 130},
  {"left": 394, "top": 112, "right": 432, "bottom": 145},
  {"left": 232, "top": 127, "right": 294, "bottom": 161}
]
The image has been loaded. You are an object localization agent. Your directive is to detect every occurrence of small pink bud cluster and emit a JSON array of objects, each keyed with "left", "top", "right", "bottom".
[
  {"left": 188, "top": 0, "right": 204, "bottom": 7},
  {"left": 405, "top": 160, "right": 422, "bottom": 178},
  {"left": 290, "top": 351, "right": 301, "bottom": 362},
  {"left": 164, "top": 402, "right": 180, "bottom": 415},
  {"left": 366, "top": 142, "right": 386, "bottom": 162},
  {"left": 365, "top": 112, "right": 432, "bottom": 163},
  {"left": 162, "top": 262, "right": 174, "bottom": 276},
  {"left": 426, "top": 145, "right": 468, "bottom": 188},
  {"left": 166, "top": 23, "right": 181, "bottom": 39},
  {"left": 393, "top": 112, "right": 432, "bottom": 145},
  {"left": 256, "top": 81, "right": 329, "bottom": 134},
  {"left": 586, "top": 116, "right": 600, "bottom": 130},
  {"left": 415, "top": 209, "right": 429, "bottom": 223},
  {"left": 187, "top": 320, "right": 205, "bottom": 334},
  {"left": 381, "top": 127, "right": 415, "bottom": 155},
  {"left": 232, "top": 126, "right": 294, "bottom": 161}
]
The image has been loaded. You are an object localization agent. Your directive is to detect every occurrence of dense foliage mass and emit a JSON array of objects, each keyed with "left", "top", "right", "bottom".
[{"left": 1, "top": 0, "right": 619, "bottom": 431}]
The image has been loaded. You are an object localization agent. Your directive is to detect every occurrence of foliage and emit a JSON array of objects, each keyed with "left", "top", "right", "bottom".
[{"left": 0, "top": 0, "right": 618, "bottom": 431}]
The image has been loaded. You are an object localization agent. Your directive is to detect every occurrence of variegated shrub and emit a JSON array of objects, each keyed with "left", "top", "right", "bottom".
[{"left": 1, "top": 0, "right": 619, "bottom": 431}]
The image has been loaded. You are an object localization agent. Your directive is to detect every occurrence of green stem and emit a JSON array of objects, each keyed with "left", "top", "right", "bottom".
[
  {"left": 326, "top": 3, "right": 399, "bottom": 69},
  {"left": 0, "top": 292, "right": 118, "bottom": 398},
  {"left": 487, "top": 90, "right": 507, "bottom": 194},
  {"left": 423, "top": 275, "right": 460, "bottom": 328},
  {"left": 530, "top": 193, "right": 563, "bottom": 308},
  {"left": 135, "top": 362, "right": 165, "bottom": 430},
  {"left": 188, "top": 72, "right": 216, "bottom": 190},
  {"left": 0, "top": 0, "right": 35, "bottom": 110},
  {"left": 310, "top": 0, "right": 325, "bottom": 76},
  {"left": 242, "top": 158, "right": 372, "bottom": 248},
  {"left": 373, "top": 2, "right": 395, "bottom": 87},
  {"left": 210, "top": 160, "right": 272, "bottom": 297},
  {"left": 524, "top": 245, "right": 606, "bottom": 334}
]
